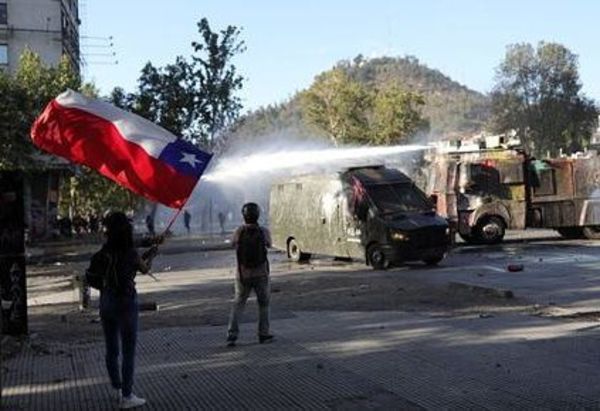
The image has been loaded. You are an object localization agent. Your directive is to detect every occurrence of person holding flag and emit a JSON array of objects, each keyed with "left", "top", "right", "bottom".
[{"left": 31, "top": 90, "right": 213, "bottom": 408}]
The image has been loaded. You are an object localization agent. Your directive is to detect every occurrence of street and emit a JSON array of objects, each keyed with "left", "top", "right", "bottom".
[{"left": 2, "top": 230, "right": 600, "bottom": 409}]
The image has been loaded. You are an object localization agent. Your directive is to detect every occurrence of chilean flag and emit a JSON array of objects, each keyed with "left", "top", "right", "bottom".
[{"left": 30, "top": 90, "right": 212, "bottom": 208}]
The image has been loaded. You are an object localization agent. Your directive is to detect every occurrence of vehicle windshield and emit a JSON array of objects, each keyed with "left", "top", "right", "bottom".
[{"left": 365, "top": 183, "right": 431, "bottom": 214}]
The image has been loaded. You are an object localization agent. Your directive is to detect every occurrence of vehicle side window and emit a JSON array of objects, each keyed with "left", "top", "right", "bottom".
[
  {"left": 468, "top": 164, "right": 501, "bottom": 194},
  {"left": 496, "top": 161, "right": 524, "bottom": 184},
  {"left": 532, "top": 169, "right": 556, "bottom": 197}
]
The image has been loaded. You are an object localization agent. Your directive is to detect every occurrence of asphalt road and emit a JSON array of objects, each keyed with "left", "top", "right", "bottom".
[{"left": 26, "top": 229, "right": 600, "bottom": 336}]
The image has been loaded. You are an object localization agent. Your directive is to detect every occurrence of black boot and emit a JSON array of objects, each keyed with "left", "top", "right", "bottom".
[
  {"left": 259, "top": 335, "right": 274, "bottom": 344},
  {"left": 226, "top": 335, "right": 237, "bottom": 347}
]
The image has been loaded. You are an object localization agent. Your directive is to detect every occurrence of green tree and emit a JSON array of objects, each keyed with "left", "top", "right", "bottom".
[
  {"left": 0, "top": 48, "right": 142, "bottom": 217},
  {"left": 0, "top": 73, "right": 31, "bottom": 169},
  {"left": 490, "top": 42, "right": 598, "bottom": 156},
  {"left": 371, "top": 85, "right": 429, "bottom": 144},
  {"left": 0, "top": 49, "right": 80, "bottom": 170},
  {"left": 109, "top": 18, "right": 245, "bottom": 151},
  {"left": 191, "top": 17, "right": 246, "bottom": 148},
  {"left": 301, "top": 68, "right": 371, "bottom": 145},
  {"left": 104, "top": 17, "right": 246, "bottom": 224},
  {"left": 301, "top": 68, "right": 429, "bottom": 145},
  {"left": 122, "top": 60, "right": 196, "bottom": 139},
  {"left": 59, "top": 169, "right": 142, "bottom": 218}
]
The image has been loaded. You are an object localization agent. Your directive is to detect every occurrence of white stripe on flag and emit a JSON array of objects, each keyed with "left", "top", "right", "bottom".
[{"left": 56, "top": 89, "right": 175, "bottom": 158}]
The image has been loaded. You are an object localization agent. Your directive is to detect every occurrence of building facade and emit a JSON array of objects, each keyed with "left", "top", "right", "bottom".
[
  {"left": 0, "top": 1, "right": 80, "bottom": 240},
  {"left": 0, "top": 0, "right": 80, "bottom": 73}
]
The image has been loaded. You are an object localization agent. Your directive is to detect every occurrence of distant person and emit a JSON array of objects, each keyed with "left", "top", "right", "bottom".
[
  {"left": 226, "top": 203, "right": 274, "bottom": 347},
  {"left": 183, "top": 210, "right": 191, "bottom": 235},
  {"left": 73, "top": 215, "right": 88, "bottom": 235},
  {"left": 86, "top": 212, "right": 160, "bottom": 408},
  {"left": 218, "top": 211, "right": 226, "bottom": 234},
  {"left": 145, "top": 214, "right": 155, "bottom": 236},
  {"left": 60, "top": 216, "right": 72, "bottom": 238},
  {"left": 89, "top": 214, "right": 99, "bottom": 234}
]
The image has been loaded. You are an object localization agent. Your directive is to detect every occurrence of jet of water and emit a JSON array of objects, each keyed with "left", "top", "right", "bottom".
[{"left": 203, "top": 144, "right": 429, "bottom": 184}]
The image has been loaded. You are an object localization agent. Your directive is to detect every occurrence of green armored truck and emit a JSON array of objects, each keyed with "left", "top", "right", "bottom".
[{"left": 269, "top": 166, "right": 451, "bottom": 269}]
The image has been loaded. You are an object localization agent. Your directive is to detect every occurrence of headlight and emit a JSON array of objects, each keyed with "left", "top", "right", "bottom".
[{"left": 391, "top": 231, "right": 409, "bottom": 241}]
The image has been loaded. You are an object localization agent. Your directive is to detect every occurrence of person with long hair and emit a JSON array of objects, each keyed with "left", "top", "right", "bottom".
[{"left": 88, "top": 211, "right": 159, "bottom": 409}]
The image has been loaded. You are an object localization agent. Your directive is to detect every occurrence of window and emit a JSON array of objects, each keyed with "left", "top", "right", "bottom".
[
  {"left": 467, "top": 163, "right": 501, "bottom": 194},
  {"left": 0, "top": 44, "right": 7, "bottom": 65},
  {"left": 0, "top": 3, "right": 6, "bottom": 25},
  {"left": 533, "top": 169, "right": 556, "bottom": 197},
  {"left": 366, "top": 183, "right": 431, "bottom": 215}
]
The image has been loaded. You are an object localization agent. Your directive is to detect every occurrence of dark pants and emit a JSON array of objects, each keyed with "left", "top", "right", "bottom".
[
  {"left": 100, "top": 289, "right": 138, "bottom": 397},
  {"left": 227, "top": 276, "right": 270, "bottom": 338}
]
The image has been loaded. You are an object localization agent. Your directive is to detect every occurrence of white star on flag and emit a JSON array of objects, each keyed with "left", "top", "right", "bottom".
[{"left": 180, "top": 152, "right": 202, "bottom": 168}]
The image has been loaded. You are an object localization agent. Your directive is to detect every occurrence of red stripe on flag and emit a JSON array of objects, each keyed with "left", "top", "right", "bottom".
[{"left": 31, "top": 100, "right": 198, "bottom": 208}]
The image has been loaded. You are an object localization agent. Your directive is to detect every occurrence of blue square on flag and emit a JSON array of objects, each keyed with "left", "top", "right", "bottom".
[{"left": 159, "top": 139, "right": 212, "bottom": 178}]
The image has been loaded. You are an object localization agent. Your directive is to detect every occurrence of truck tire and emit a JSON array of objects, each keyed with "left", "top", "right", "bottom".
[
  {"left": 288, "top": 239, "right": 311, "bottom": 262},
  {"left": 473, "top": 216, "right": 505, "bottom": 244},
  {"left": 556, "top": 227, "right": 583, "bottom": 239},
  {"left": 582, "top": 226, "right": 600, "bottom": 240},
  {"left": 423, "top": 255, "right": 444, "bottom": 266},
  {"left": 367, "top": 244, "right": 389, "bottom": 270}
]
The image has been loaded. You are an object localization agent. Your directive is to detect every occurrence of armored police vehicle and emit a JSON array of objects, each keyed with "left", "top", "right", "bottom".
[
  {"left": 269, "top": 166, "right": 451, "bottom": 269},
  {"left": 425, "top": 134, "right": 600, "bottom": 243}
]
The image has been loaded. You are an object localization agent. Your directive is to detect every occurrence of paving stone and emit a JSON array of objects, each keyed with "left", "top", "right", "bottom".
[{"left": 2, "top": 311, "right": 599, "bottom": 409}]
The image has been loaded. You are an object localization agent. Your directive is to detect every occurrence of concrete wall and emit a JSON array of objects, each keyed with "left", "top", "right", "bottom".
[{"left": 0, "top": 0, "right": 79, "bottom": 72}]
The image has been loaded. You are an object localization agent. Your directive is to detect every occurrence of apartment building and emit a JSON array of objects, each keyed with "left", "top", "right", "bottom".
[{"left": 0, "top": 0, "right": 80, "bottom": 73}]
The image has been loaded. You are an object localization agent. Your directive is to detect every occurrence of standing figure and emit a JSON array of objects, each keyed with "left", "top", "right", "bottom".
[
  {"left": 88, "top": 214, "right": 99, "bottom": 234},
  {"left": 226, "top": 203, "right": 274, "bottom": 346},
  {"left": 145, "top": 214, "right": 155, "bottom": 236},
  {"left": 183, "top": 210, "right": 191, "bottom": 235},
  {"left": 218, "top": 211, "right": 226, "bottom": 234},
  {"left": 87, "top": 212, "right": 159, "bottom": 408}
]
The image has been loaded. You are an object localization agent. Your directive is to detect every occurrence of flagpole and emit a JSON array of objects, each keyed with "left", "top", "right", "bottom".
[
  {"left": 162, "top": 206, "right": 184, "bottom": 236},
  {"left": 143, "top": 206, "right": 183, "bottom": 283},
  {"left": 145, "top": 155, "right": 210, "bottom": 277}
]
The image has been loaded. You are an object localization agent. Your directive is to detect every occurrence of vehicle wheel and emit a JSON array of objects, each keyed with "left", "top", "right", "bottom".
[
  {"left": 423, "top": 255, "right": 444, "bottom": 266},
  {"left": 473, "top": 216, "right": 505, "bottom": 244},
  {"left": 367, "top": 244, "right": 389, "bottom": 270},
  {"left": 556, "top": 227, "right": 583, "bottom": 239},
  {"left": 287, "top": 239, "right": 311, "bottom": 262},
  {"left": 582, "top": 226, "right": 600, "bottom": 240}
]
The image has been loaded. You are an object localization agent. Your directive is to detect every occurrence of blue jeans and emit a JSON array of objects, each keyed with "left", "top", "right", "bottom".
[{"left": 100, "top": 289, "right": 138, "bottom": 397}]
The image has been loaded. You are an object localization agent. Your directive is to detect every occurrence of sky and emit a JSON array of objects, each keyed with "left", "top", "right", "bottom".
[{"left": 83, "top": 0, "right": 600, "bottom": 113}]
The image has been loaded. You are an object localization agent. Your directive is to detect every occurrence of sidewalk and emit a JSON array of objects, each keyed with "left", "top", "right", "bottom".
[
  {"left": 27, "top": 232, "right": 233, "bottom": 264},
  {"left": 2, "top": 310, "right": 599, "bottom": 410}
]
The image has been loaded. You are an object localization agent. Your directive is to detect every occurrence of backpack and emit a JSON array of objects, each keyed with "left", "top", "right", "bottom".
[
  {"left": 85, "top": 249, "right": 117, "bottom": 290},
  {"left": 236, "top": 225, "right": 267, "bottom": 268}
]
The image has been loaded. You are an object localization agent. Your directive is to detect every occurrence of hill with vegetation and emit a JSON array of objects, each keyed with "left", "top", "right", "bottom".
[{"left": 228, "top": 55, "right": 490, "bottom": 145}]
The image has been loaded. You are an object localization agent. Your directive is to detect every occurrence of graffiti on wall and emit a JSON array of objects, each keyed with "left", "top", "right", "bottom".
[{"left": 0, "top": 172, "right": 27, "bottom": 335}]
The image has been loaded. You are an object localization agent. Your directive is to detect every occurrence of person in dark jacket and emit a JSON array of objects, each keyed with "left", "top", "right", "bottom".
[
  {"left": 226, "top": 203, "right": 273, "bottom": 347},
  {"left": 89, "top": 211, "right": 159, "bottom": 409}
]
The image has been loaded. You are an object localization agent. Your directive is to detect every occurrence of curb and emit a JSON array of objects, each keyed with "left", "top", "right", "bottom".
[{"left": 27, "top": 243, "right": 232, "bottom": 264}]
